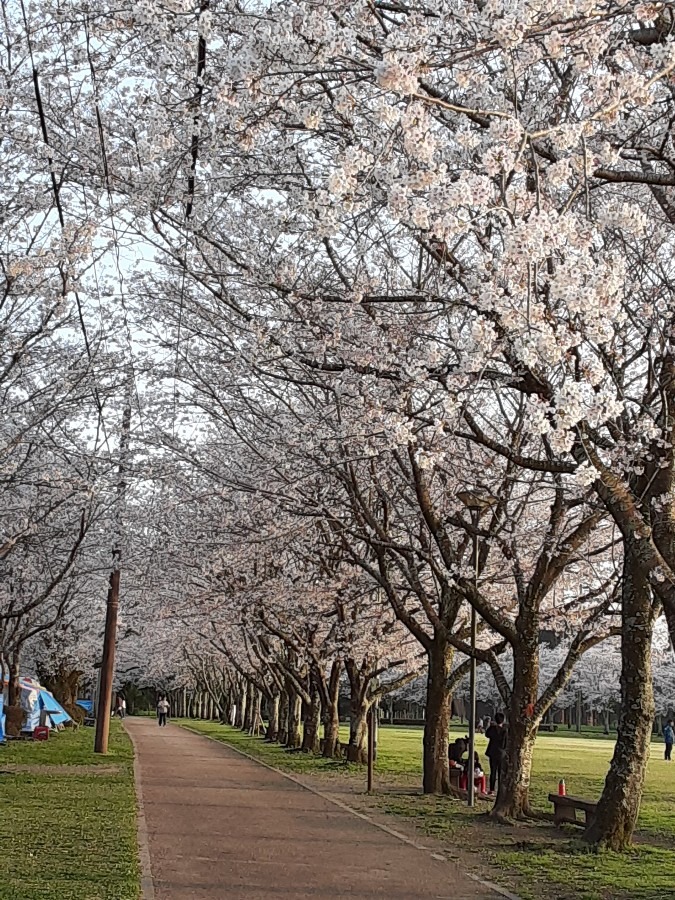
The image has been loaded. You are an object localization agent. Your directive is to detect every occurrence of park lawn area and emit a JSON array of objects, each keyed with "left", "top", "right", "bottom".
[
  {"left": 181, "top": 720, "right": 675, "bottom": 900},
  {"left": 0, "top": 723, "right": 139, "bottom": 900}
]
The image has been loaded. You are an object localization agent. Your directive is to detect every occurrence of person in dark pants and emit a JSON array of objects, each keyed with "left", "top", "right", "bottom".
[
  {"left": 157, "top": 696, "right": 170, "bottom": 727},
  {"left": 664, "top": 720, "right": 674, "bottom": 761},
  {"left": 448, "top": 737, "right": 468, "bottom": 767},
  {"left": 485, "top": 712, "right": 507, "bottom": 795}
]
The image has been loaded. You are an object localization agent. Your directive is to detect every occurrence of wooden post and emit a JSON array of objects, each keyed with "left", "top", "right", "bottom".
[
  {"left": 95, "top": 389, "right": 132, "bottom": 755},
  {"left": 367, "top": 705, "right": 375, "bottom": 793}
]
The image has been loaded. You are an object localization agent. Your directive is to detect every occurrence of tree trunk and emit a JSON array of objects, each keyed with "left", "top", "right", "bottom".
[
  {"left": 249, "top": 688, "right": 262, "bottom": 735},
  {"left": 345, "top": 658, "right": 371, "bottom": 763},
  {"left": 492, "top": 721, "right": 538, "bottom": 819},
  {"left": 301, "top": 679, "right": 321, "bottom": 753},
  {"left": 422, "top": 638, "right": 451, "bottom": 794},
  {"left": 266, "top": 692, "right": 280, "bottom": 742},
  {"left": 323, "top": 704, "right": 341, "bottom": 758},
  {"left": 278, "top": 690, "right": 289, "bottom": 744},
  {"left": 347, "top": 696, "right": 369, "bottom": 763},
  {"left": 234, "top": 683, "right": 247, "bottom": 728},
  {"left": 243, "top": 682, "right": 255, "bottom": 731},
  {"left": 8, "top": 652, "right": 21, "bottom": 708},
  {"left": 322, "top": 665, "right": 341, "bottom": 758},
  {"left": 584, "top": 553, "right": 656, "bottom": 850},
  {"left": 286, "top": 688, "right": 302, "bottom": 749},
  {"left": 38, "top": 665, "right": 83, "bottom": 718},
  {"left": 492, "top": 642, "right": 540, "bottom": 819},
  {"left": 218, "top": 691, "right": 228, "bottom": 723}
]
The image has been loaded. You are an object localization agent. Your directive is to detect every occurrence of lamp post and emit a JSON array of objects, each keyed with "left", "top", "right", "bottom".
[{"left": 457, "top": 490, "right": 496, "bottom": 808}]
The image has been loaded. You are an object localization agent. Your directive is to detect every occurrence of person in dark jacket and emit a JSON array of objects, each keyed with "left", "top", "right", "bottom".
[
  {"left": 448, "top": 737, "right": 468, "bottom": 768},
  {"left": 664, "top": 720, "right": 674, "bottom": 761},
  {"left": 485, "top": 712, "right": 507, "bottom": 795}
]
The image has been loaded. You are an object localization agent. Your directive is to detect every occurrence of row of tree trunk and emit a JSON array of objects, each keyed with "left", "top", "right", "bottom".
[
  {"left": 167, "top": 688, "right": 221, "bottom": 721},
  {"left": 168, "top": 673, "right": 377, "bottom": 762}
]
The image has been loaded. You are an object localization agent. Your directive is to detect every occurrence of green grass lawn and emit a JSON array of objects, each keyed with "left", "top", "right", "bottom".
[
  {"left": 0, "top": 723, "right": 139, "bottom": 900},
  {"left": 181, "top": 719, "right": 675, "bottom": 900}
]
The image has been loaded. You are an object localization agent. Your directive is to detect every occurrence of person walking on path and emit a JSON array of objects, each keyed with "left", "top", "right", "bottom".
[
  {"left": 485, "top": 712, "right": 507, "bottom": 795},
  {"left": 157, "top": 696, "right": 170, "bottom": 727},
  {"left": 664, "top": 719, "right": 674, "bottom": 761}
]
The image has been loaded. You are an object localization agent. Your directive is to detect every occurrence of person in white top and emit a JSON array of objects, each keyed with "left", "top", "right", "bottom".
[{"left": 157, "top": 697, "right": 170, "bottom": 727}]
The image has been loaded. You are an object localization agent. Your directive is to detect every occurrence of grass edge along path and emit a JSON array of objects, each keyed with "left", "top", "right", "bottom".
[
  {"left": 0, "top": 722, "right": 140, "bottom": 900},
  {"left": 180, "top": 720, "right": 675, "bottom": 900}
]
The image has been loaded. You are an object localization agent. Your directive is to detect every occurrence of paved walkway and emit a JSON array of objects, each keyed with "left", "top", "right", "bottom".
[{"left": 126, "top": 719, "right": 497, "bottom": 899}]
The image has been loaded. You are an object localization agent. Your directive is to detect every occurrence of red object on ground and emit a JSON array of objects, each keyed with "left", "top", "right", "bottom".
[
  {"left": 33, "top": 726, "right": 49, "bottom": 742},
  {"left": 558, "top": 778, "right": 566, "bottom": 796}
]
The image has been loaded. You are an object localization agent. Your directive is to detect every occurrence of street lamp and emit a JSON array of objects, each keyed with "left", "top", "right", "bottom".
[{"left": 457, "top": 489, "right": 497, "bottom": 808}]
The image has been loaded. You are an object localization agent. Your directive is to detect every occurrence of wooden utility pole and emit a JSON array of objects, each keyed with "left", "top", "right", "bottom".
[{"left": 95, "top": 393, "right": 132, "bottom": 754}]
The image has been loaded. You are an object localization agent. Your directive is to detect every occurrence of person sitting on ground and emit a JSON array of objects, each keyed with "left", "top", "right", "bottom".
[
  {"left": 485, "top": 712, "right": 507, "bottom": 795},
  {"left": 664, "top": 719, "right": 674, "bottom": 761}
]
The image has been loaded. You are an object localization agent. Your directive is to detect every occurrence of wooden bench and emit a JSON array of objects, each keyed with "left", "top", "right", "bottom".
[{"left": 549, "top": 793, "right": 597, "bottom": 828}]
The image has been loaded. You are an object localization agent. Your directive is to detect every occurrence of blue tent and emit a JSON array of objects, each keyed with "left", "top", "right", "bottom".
[
  {"left": 76, "top": 699, "right": 93, "bottom": 714},
  {"left": 0, "top": 694, "right": 5, "bottom": 743},
  {"left": 18, "top": 678, "right": 72, "bottom": 732},
  {"left": 37, "top": 689, "right": 71, "bottom": 728},
  {"left": 0, "top": 675, "right": 71, "bottom": 733}
]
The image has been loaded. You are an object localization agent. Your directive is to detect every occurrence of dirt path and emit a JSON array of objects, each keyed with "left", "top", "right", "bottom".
[{"left": 125, "top": 718, "right": 501, "bottom": 899}]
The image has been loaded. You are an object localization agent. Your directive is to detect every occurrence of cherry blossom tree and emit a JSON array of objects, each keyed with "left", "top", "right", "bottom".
[{"left": 6, "top": 0, "right": 675, "bottom": 851}]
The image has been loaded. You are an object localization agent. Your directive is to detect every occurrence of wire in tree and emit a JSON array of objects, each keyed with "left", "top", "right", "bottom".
[{"left": 174, "top": 1, "right": 209, "bottom": 436}]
